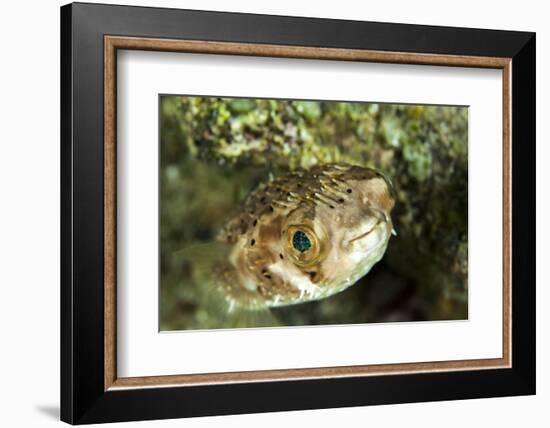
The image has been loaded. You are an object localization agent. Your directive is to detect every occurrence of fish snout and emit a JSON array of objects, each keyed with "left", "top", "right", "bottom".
[{"left": 344, "top": 213, "right": 391, "bottom": 253}]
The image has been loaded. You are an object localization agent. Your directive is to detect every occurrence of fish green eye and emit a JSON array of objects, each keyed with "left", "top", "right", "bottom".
[
  {"left": 292, "top": 231, "right": 312, "bottom": 253},
  {"left": 285, "top": 224, "right": 322, "bottom": 266}
]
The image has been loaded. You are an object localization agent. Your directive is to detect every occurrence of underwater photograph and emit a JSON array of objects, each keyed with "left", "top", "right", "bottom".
[{"left": 159, "top": 95, "right": 468, "bottom": 331}]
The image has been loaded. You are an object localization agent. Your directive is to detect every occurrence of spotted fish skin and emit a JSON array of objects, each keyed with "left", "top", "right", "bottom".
[{"left": 214, "top": 164, "right": 396, "bottom": 310}]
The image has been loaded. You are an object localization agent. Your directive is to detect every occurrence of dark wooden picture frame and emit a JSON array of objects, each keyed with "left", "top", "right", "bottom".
[{"left": 61, "top": 2, "right": 535, "bottom": 424}]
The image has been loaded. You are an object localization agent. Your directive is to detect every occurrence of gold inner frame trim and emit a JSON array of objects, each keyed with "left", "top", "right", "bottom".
[{"left": 104, "top": 35, "right": 512, "bottom": 391}]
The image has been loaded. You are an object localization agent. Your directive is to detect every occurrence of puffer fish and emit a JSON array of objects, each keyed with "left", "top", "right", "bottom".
[{"left": 190, "top": 164, "right": 396, "bottom": 314}]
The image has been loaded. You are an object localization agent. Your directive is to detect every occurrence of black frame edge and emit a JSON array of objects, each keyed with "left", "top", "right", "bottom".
[
  {"left": 71, "top": 1, "right": 533, "bottom": 57},
  {"left": 60, "top": 3, "right": 74, "bottom": 425},
  {"left": 510, "top": 33, "right": 536, "bottom": 394}
]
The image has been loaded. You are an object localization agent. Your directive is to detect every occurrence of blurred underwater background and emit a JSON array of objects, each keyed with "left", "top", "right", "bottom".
[{"left": 159, "top": 95, "right": 468, "bottom": 331}]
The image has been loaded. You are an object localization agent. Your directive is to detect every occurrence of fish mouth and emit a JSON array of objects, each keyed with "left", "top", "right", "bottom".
[
  {"left": 347, "top": 221, "right": 382, "bottom": 244},
  {"left": 347, "top": 205, "right": 393, "bottom": 244},
  {"left": 347, "top": 208, "right": 389, "bottom": 244}
]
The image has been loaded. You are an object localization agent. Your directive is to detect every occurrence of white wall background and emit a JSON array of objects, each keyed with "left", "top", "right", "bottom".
[{"left": 0, "top": 0, "right": 546, "bottom": 427}]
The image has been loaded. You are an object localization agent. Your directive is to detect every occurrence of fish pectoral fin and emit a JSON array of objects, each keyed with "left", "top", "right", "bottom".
[
  {"left": 174, "top": 241, "right": 232, "bottom": 274},
  {"left": 175, "top": 241, "right": 231, "bottom": 262},
  {"left": 174, "top": 241, "right": 234, "bottom": 298},
  {"left": 174, "top": 241, "right": 282, "bottom": 329},
  {"left": 223, "top": 306, "right": 281, "bottom": 329}
]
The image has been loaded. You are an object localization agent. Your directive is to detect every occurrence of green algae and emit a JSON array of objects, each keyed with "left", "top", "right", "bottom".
[{"left": 159, "top": 96, "right": 468, "bottom": 330}]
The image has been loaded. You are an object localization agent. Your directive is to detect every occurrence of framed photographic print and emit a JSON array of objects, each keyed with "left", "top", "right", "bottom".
[{"left": 60, "top": 2, "right": 536, "bottom": 424}]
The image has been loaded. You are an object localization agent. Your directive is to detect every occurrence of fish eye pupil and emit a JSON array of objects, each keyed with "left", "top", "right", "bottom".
[{"left": 292, "top": 231, "right": 312, "bottom": 253}]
